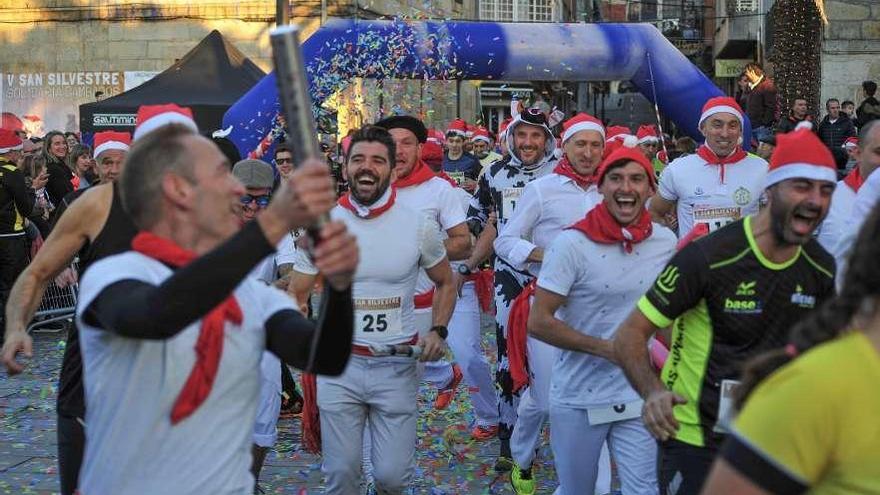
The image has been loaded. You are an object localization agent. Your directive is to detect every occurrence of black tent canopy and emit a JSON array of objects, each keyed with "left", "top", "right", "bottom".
[{"left": 79, "top": 30, "right": 265, "bottom": 137}]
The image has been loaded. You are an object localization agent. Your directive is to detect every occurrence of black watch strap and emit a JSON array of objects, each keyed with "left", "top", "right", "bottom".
[{"left": 429, "top": 325, "right": 448, "bottom": 339}]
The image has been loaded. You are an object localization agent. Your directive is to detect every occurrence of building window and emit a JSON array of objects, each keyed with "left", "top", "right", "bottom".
[{"left": 480, "top": 0, "right": 557, "bottom": 22}]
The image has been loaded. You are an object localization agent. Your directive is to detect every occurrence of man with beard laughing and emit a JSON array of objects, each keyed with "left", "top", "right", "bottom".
[
  {"left": 613, "top": 127, "right": 837, "bottom": 495},
  {"left": 292, "top": 125, "right": 456, "bottom": 494}
]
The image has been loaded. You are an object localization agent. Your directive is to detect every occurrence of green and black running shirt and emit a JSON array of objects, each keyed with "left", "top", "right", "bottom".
[{"left": 638, "top": 216, "right": 835, "bottom": 449}]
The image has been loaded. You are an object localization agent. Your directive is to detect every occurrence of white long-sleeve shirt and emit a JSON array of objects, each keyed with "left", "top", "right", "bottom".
[{"left": 494, "top": 173, "right": 602, "bottom": 277}]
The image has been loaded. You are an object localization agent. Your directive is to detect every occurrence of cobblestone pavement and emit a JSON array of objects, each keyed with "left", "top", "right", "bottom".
[{"left": 1, "top": 319, "right": 559, "bottom": 494}]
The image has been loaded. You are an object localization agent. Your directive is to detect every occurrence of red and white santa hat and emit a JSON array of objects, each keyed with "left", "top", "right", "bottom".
[
  {"left": 93, "top": 131, "right": 131, "bottom": 158},
  {"left": 636, "top": 124, "right": 659, "bottom": 144},
  {"left": 562, "top": 113, "right": 605, "bottom": 144},
  {"left": 842, "top": 136, "right": 859, "bottom": 150},
  {"left": 0, "top": 128, "right": 23, "bottom": 154},
  {"left": 446, "top": 118, "right": 468, "bottom": 137},
  {"left": 605, "top": 125, "right": 632, "bottom": 143},
  {"left": 698, "top": 96, "right": 744, "bottom": 128},
  {"left": 134, "top": 103, "right": 198, "bottom": 140},
  {"left": 765, "top": 128, "right": 837, "bottom": 188},
  {"left": 596, "top": 138, "right": 656, "bottom": 189},
  {"left": 471, "top": 127, "right": 492, "bottom": 144}
]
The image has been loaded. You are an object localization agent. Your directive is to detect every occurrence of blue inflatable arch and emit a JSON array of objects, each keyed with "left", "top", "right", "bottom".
[{"left": 223, "top": 19, "right": 749, "bottom": 157}]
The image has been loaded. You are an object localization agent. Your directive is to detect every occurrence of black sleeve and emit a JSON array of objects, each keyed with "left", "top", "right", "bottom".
[
  {"left": 720, "top": 435, "right": 808, "bottom": 495},
  {"left": 82, "top": 220, "right": 276, "bottom": 339},
  {"left": 641, "top": 241, "right": 710, "bottom": 324},
  {"left": 3, "top": 168, "right": 35, "bottom": 218},
  {"left": 265, "top": 284, "right": 353, "bottom": 375},
  {"left": 45, "top": 163, "right": 73, "bottom": 207},
  {"left": 762, "top": 86, "right": 778, "bottom": 126}
]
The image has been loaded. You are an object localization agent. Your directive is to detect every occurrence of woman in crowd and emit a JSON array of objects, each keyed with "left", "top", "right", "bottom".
[
  {"left": 701, "top": 203, "right": 880, "bottom": 494},
  {"left": 67, "top": 144, "right": 95, "bottom": 189},
  {"left": 41, "top": 130, "right": 72, "bottom": 206}
]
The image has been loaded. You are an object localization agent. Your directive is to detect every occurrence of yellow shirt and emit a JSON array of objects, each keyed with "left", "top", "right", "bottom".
[{"left": 731, "top": 332, "right": 880, "bottom": 494}]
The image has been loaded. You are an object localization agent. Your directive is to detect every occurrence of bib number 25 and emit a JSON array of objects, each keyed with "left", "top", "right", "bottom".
[{"left": 361, "top": 313, "right": 388, "bottom": 332}]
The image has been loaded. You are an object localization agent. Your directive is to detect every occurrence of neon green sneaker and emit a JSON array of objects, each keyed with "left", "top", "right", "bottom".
[{"left": 510, "top": 464, "right": 536, "bottom": 495}]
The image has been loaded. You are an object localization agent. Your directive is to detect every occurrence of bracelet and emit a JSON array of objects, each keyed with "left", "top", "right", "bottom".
[{"left": 429, "top": 325, "right": 448, "bottom": 339}]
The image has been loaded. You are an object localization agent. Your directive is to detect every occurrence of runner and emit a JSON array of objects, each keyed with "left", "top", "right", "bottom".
[
  {"left": 649, "top": 97, "right": 767, "bottom": 237},
  {"left": 374, "top": 115, "right": 471, "bottom": 410},
  {"left": 292, "top": 125, "right": 456, "bottom": 494},
  {"left": 818, "top": 122, "right": 880, "bottom": 252},
  {"left": 441, "top": 118, "right": 481, "bottom": 193},
  {"left": 529, "top": 144, "right": 675, "bottom": 495},
  {"left": 466, "top": 107, "right": 558, "bottom": 471},
  {"left": 703, "top": 202, "right": 880, "bottom": 495},
  {"left": 1, "top": 104, "right": 193, "bottom": 495},
  {"left": 613, "top": 128, "right": 837, "bottom": 494},
  {"left": 493, "top": 112, "right": 605, "bottom": 492},
  {"left": 74, "top": 123, "right": 356, "bottom": 494},
  {"left": 472, "top": 127, "right": 503, "bottom": 172}
]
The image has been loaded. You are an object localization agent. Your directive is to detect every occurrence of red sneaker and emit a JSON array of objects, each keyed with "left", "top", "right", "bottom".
[
  {"left": 471, "top": 424, "right": 498, "bottom": 441},
  {"left": 433, "top": 364, "right": 463, "bottom": 410}
]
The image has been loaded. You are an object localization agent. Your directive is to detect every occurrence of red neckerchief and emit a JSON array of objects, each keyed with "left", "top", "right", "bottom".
[
  {"left": 553, "top": 156, "right": 595, "bottom": 189},
  {"left": 337, "top": 188, "right": 397, "bottom": 219},
  {"left": 568, "top": 202, "right": 653, "bottom": 253},
  {"left": 696, "top": 144, "right": 748, "bottom": 184},
  {"left": 506, "top": 280, "right": 536, "bottom": 393},
  {"left": 436, "top": 170, "right": 459, "bottom": 188},
  {"left": 131, "top": 231, "right": 243, "bottom": 425},
  {"left": 393, "top": 159, "right": 436, "bottom": 188},
  {"left": 843, "top": 167, "right": 864, "bottom": 193}
]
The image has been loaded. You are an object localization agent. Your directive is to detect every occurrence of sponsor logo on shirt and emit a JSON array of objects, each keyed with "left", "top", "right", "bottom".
[
  {"left": 694, "top": 186, "right": 705, "bottom": 196},
  {"left": 735, "top": 281, "right": 757, "bottom": 296},
  {"left": 733, "top": 186, "right": 752, "bottom": 206},
  {"left": 790, "top": 285, "right": 816, "bottom": 308},
  {"left": 723, "top": 297, "right": 763, "bottom": 314},
  {"left": 656, "top": 265, "right": 680, "bottom": 294}
]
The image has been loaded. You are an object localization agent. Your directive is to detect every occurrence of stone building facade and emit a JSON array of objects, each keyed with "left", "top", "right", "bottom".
[{"left": 821, "top": 0, "right": 880, "bottom": 111}]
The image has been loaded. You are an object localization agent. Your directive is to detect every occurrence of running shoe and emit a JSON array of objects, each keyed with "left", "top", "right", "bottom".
[
  {"left": 433, "top": 364, "right": 463, "bottom": 410},
  {"left": 471, "top": 424, "right": 498, "bottom": 441},
  {"left": 510, "top": 464, "right": 536, "bottom": 495},
  {"left": 494, "top": 455, "right": 513, "bottom": 473}
]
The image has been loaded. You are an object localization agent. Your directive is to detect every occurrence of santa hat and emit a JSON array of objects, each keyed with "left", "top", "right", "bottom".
[
  {"left": 596, "top": 138, "right": 656, "bottom": 189},
  {"left": 0, "top": 128, "right": 22, "bottom": 154},
  {"left": 562, "top": 113, "right": 605, "bottom": 144},
  {"left": 765, "top": 129, "right": 837, "bottom": 188},
  {"left": 471, "top": 127, "right": 492, "bottom": 144},
  {"left": 636, "top": 124, "right": 659, "bottom": 144},
  {"left": 93, "top": 131, "right": 131, "bottom": 158},
  {"left": 134, "top": 103, "right": 198, "bottom": 140},
  {"left": 446, "top": 119, "right": 468, "bottom": 137},
  {"left": 421, "top": 140, "right": 444, "bottom": 168},
  {"left": 698, "top": 96, "right": 744, "bottom": 128},
  {"left": 605, "top": 125, "right": 631, "bottom": 142},
  {"left": 842, "top": 136, "right": 859, "bottom": 150}
]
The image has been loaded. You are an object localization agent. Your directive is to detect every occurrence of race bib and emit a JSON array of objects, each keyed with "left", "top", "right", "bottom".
[
  {"left": 587, "top": 400, "right": 643, "bottom": 426},
  {"left": 447, "top": 171, "right": 466, "bottom": 186},
  {"left": 713, "top": 379, "right": 741, "bottom": 434},
  {"left": 693, "top": 206, "right": 740, "bottom": 233},
  {"left": 501, "top": 187, "right": 524, "bottom": 220},
  {"left": 354, "top": 297, "right": 403, "bottom": 340}
]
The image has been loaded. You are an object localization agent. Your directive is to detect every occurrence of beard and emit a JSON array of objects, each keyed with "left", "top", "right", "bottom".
[{"left": 350, "top": 171, "right": 391, "bottom": 206}]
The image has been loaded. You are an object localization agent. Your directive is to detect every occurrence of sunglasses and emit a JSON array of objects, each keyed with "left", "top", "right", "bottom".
[
  {"left": 275, "top": 157, "right": 293, "bottom": 165},
  {"left": 240, "top": 194, "right": 271, "bottom": 208}
]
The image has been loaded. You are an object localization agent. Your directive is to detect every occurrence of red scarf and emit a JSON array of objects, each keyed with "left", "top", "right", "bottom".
[
  {"left": 568, "top": 202, "right": 653, "bottom": 254},
  {"left": 131, "top": 231, "right": 243, "bottom": 425},
  {"left": 393, "top": 160, "right": 436, "bottom": 188},
  {"left": 467, "top": 269, "right": 495, "bottom": 314},
  {"left": 554, "top": 156, "right": 595, "bottom": 189},
  {"left": 507, "top": 280, "right": 536, "bottom": 394},
  {"left": 843, "top": 167, "right": 864, "bottom": 193},
  {"left": 301, "top": 373, "right": 321, "bottom": 454},
  {"left": 337, "top": 189, "right": 397, "bottom": 219},
  {"left": 696, "top": 144, "right": 748, "bottom": 184},
  {"left": 436, "top": 170, "right": 459, "bottom": 188}
]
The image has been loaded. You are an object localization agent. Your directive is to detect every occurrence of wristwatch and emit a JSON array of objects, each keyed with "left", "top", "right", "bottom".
[
  {"left": 429, "top": 325, "right": 448, "bottom": 339},
  {"left": 456, "top": 264, "right": 472, "bottom": 276}
]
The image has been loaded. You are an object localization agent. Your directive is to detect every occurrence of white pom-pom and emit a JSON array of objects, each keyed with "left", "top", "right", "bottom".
[
  {"left": 795, "top": 121, "right": 813, "bottom": 131},
  {"left": 623, "top": 134, "right": 639, "bottom": 148}
]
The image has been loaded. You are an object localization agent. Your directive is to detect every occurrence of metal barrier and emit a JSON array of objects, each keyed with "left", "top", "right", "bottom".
[{"left": 27, "top": 261, "right": 79, "bottom": 333}]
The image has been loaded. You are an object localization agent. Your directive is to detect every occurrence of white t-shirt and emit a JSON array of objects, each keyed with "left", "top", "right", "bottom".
[
  {"left": 294, "top": 200, "right": 446, "bottom": 345},
  {"left": 833, "top": 168, "right": 880, "bottom": 286},
  {"left": 658, "top": 152, "right": 767, "bottom": 238},
  {"left": 537, "top": 225, "right": 676, "bottom": 409},
  {"left": 76, "top": 252, "right": 297, "bottom": 495},
  {"left": 396, "top": 176, "right": 466, "bottom": 297},
  {"left": 250, "top": 231, "right": 300, "bottom": 284},
  {"left": 495, "top": 173, "right": 602, "bottom": 276},
  {"left": 816, "top": 180, "right": 856, "bottom": 253}
]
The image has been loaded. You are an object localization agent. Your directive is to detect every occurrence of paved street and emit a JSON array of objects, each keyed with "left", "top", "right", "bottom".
[{"left": 1, "top": 320, "right": 559, "bottom": 494}]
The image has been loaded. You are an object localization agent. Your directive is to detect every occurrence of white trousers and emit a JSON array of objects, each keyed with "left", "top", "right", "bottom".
[
  {"left": 414, "top": 309, "right": 454, "bottom": 387},
  {"left": 318, "top": 355, "right": 418, "bottom": 494},
  {"left": 253, "top": 352, "right": 282, "bottom": 447},
  {"left": 550, "top": 405, "right": 658, "bottom": 495},
  {"left": 510, "top": 335, "right": 557, "bottom": 467}
]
